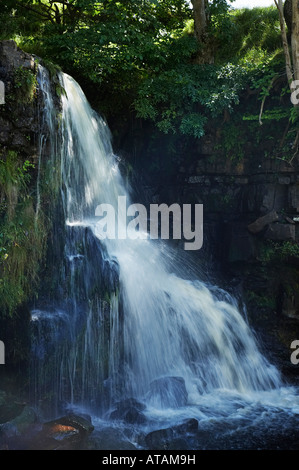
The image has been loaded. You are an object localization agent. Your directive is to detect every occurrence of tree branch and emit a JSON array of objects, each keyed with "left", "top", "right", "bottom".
[
  {"left": 15, "top": 0, "right": 55, "bottom": 23},
  {"left": 259, "top": 76, "right": 276, "bottom": 125},
  {"left": 274, "top": 0, "right": 294, "bottom": 87}
]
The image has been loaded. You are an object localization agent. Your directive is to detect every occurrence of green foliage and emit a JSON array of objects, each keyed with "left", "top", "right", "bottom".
[
  {"left": 40, "top": 58, "right": 61, "bottom": 79},
  {"left": 243, "top": 108, "right": 290, "bottom": 122},
  {"left": 135, "top": 62, "right": 249, "bottom": 137},
  {"left": 14, "top": 0, "right": 191, "bottom": 82},
  {"left": 0, "top": 151, "right": 47, "bottom": 316},
  {"left": 179, "top": 113, "right": 208, "bottom": 139},
  {"left": 246, "top": 290, "right": 276, "bottom": 310},
  {"left": 207, "top": 0, "right": 237, "bottom": 55},
  {"left": 259, "top": 240, "right": 299, "bottom": 264},
  {"left": 222, "top": 6, "right": 282, "bottom": 62},
  {"left": 1, "top": 1, "right": 288, "bottom": 143},
  {"left": 0, "top": 151, "right": 33, "bottom": 219},
  {"left": 216, "top": 120, "right": 246, "bottom": 161},
  {"left": 0, "top": 202, "right": 46, "bottom": 316},
  {"left": 13, "top": 66, "right": 37, "bottom": 103}
]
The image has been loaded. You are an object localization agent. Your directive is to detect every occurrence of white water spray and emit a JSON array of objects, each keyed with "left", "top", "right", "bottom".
[{"left": 56, "top": 72, "right": 282, "bottom": 408}]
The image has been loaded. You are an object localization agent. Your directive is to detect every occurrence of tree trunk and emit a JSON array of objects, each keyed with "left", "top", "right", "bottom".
[
  {"left": 275, "top": 0, "right": 293, "bottom": 85},
  {"left": 191, "top": 0, "right": 214, "bottom": 64},
  {"left": 191, "top": 0, "right": 207, "bottom": 43},
  {"left": 275, "top": 0, "right": 299, "bottom": 155},
  {"left": 292, "top": 0, "right": 299, "bottom": 82}
]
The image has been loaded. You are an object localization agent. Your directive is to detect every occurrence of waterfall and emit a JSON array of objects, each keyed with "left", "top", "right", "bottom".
[{"left": 31, "top": 69, "right": 283, "bottom": 421}]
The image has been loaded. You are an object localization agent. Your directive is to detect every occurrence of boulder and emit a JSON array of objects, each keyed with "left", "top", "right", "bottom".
[
  {"left": 146, "top": 376, "right": 188, "bottom": 408},
  {"left": 0, "top": 403, "right": 25, "bottom": 424},
  {"left": 0, "top": 40, "right": 34, "bottom": 75},
  {"left": 173, "top": 418, "right": 199, "bottom": 434},
  {"left": 109, "top": 398, "right": 147, "bottom": 424},
  {"left": 54, "top": 413, "right": 94, "bottom": 434},
  {"left": 87, "top": 427, "right": 137, "bottom": 450},
  {"left": 248, "top": 211, "right": 279, "bottom": 234},
  {"left": 264, "top": 223, "right": 296, "bottom": 241},
  {"left": 145, "top": 427, "right": 174, "bottom": 450},
  {"left": 24, "top": 413, "right": 94, "bottom": 450},
  {"left": 144, "top": 419, "right": 198, "bottom": 450},
  {"left": 0, "top": 405, "right": 37, "bottom": 442}
]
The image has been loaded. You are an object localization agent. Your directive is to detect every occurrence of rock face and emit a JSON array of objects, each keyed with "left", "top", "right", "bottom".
[
  {"left": 265, "top": 223, "right": 296, "bottom": 241},
  {"left": 0, "top": 40, "right": 34, "bottom": 74},
  {"left": 0, "top": 40, "right": 40, "bottom": 156}
]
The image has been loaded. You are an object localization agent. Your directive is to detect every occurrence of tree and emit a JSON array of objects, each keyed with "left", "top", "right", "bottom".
[
  {"left": 275, "top": 0, "right": 293, "bottom": 85},
  {"left": 191, "top": 0, "right": 213, "bottom": 63},
  {"left": 190, "top": 0, "right": 235, "bottom": 64},
  {"left": 191, "top": 0, "right": 208, "bottom": 43},
  {"left": 274, "top": 0, "right": 299, "bottom": 154},
  {"left": 291, "top": 0, "right": 299, "bottom": 83}
]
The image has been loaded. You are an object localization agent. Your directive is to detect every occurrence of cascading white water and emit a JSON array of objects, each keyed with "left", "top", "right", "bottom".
[{"left": 56, "top": 72, "right": 282, "bottom": 410}]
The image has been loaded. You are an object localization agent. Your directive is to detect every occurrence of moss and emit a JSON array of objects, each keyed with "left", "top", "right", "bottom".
[
  {"left": 0, "top": 150, "right": 48, "bottom": 317},
  {"left": 258, "top": 240, "right": 299, "bottom": 264},
  {"left": 13, "top": 66, "right": 37, "bottom": 104},
  {"left": 246, "top": 290, "right": 276, "bottom": 311}
]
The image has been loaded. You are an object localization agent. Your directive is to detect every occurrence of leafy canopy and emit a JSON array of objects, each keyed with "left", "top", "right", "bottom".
[{"left": 0, "top": 1, "right": 287, "bottom": 140}]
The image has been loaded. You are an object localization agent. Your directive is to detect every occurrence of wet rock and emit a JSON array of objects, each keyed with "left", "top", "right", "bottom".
[
  {"left": 0, "top": 403, "right": 25, "bottom": 424},
  {"left": 144, "top": 419, "right": 198, "bottom": 450},
  {"left": 145, "top": 427, "right": 174, "bottom": 450},
  {"left": 146, "top": 376, "right": 188, "bottom": 408},
  {"left": 167, "top": 437, "right": 191, "bottom": 450},
  {"left": 0, "top": 40, "right": 35, "bottom": 74},
  {"left": 24, "top": 413, "right": 95, "bottom": 450},
  {"left": 110, "top": 398, "right": 147, "bottom": 424},
  {"left": 87, "top": 427, "right": 137, "bottom": 450},
  {"left": 55, "top": 413, "right": 94, "bottom": 434},
  {"left": 9, "top": 406, "right": 37, "bottom": 434},
  {"left": 42, "top": 423, "right": 80, "bottom": 442},
  {"left": 0, "top": 405, "right": 37, "bottom": 442},
  {"left": 247, "top": 210, "right": 279, "bottom": 234},
  {"left": 173, "top": 418, "right": 199, "bottom": 434},
  {"left": 264, "top": 223, "right": 296, "bottom": 241}
]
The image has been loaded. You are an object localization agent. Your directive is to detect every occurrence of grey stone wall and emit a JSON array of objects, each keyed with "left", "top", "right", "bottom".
[{"left": 0, "top": 40, "right": 39, "bottom": 159}]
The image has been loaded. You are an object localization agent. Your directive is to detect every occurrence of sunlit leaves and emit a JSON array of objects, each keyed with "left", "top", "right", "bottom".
[{"left": 135, "top": 62, "right": 248, "bottom": 137}]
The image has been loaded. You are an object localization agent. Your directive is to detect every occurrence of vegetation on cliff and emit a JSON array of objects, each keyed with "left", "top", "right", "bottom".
[{"left": 0, "top": 2, "right": 291, "bottom": 141}]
